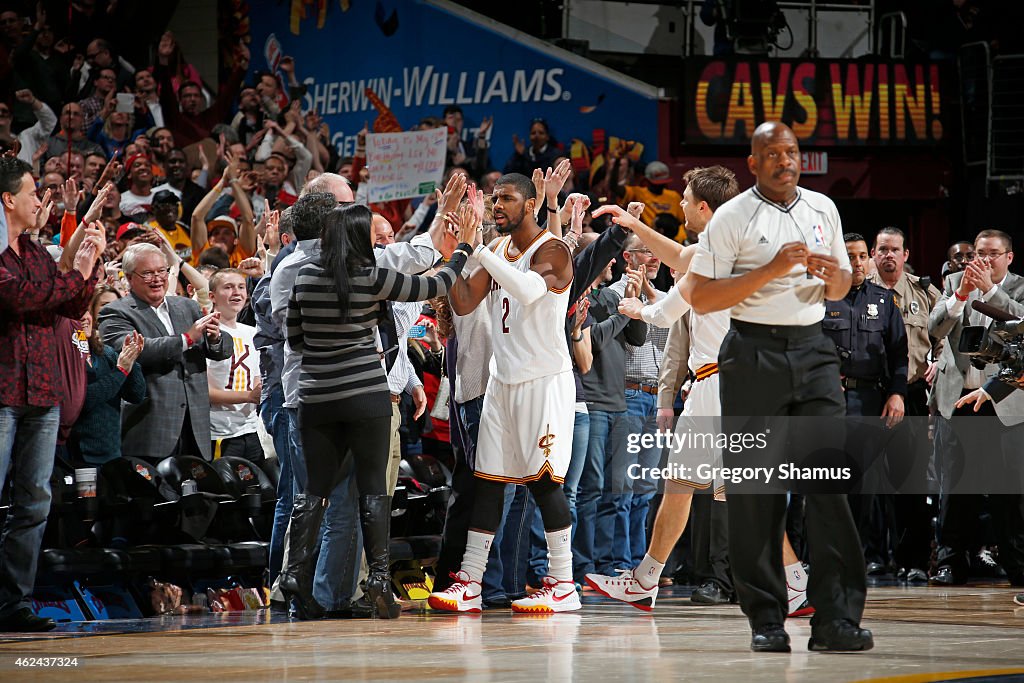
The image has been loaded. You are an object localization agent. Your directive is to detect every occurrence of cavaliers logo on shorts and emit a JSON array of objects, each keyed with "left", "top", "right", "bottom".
[{"left": 538, "top": 427, "right": 556, "bottom": 458}]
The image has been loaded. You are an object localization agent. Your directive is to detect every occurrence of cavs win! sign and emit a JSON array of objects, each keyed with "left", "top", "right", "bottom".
[{"left": 684, "top": 59, "right": 944, "bottom": 147}]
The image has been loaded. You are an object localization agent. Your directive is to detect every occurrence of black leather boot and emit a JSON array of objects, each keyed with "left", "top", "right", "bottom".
[
  {"left": 278, "top": 493, "right": 327, "bottom": 620},
  {"left": 360, "top": 494, "right": 400, "bottom": 619}
]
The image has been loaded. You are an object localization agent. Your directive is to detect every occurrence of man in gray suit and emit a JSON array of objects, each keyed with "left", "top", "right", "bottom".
[
  {"left": 99, "top": 243, "right": 233, "bottom": 461},
  {"left": 929, "top": 228, "right": 1024, "bottom": 585}
]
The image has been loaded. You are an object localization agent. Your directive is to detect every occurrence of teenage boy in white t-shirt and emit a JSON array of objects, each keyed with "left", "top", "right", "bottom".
[{"left": 207, "top": 268, "right": 265, "bottom": 462}]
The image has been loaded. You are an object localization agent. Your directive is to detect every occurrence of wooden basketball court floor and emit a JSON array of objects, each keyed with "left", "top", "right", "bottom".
[{"left": 0, "top": 584, "right": 1022, "bottom": 682}]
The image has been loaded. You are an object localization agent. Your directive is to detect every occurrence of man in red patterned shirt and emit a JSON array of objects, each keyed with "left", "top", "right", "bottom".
[{"left": 0, "top": 156, "right": 104, "bottom": 632}]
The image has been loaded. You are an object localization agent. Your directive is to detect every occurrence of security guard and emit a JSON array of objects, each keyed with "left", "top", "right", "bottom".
[
  {"left": 867, "top": 227, "right": 942, "bottom": 417},
  {"left": 824, "top": 232, "right": 908, "bottom": 422},
  {"left": 867, "top": 226, "right": 940, "bottom": 583},
  {"left": 824, "top": 233, "right": 908, "bottom": 579}
]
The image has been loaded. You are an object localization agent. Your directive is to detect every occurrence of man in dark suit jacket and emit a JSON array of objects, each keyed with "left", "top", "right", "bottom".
[
  {"left": 929, "top": 229, "right": 1024, "bottom": 585},
  {"left": 99, "top": 243, "right": 232, "bottom": 461}
]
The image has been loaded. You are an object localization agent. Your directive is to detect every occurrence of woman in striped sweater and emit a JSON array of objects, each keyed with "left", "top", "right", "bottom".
[{"left": 283, "top": 202, "right": 479, "bottom": 619}]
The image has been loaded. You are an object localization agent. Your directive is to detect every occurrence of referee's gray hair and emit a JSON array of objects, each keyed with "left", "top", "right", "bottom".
[{"left": 121, "top": 243, "right": 168, "bottom": 275}]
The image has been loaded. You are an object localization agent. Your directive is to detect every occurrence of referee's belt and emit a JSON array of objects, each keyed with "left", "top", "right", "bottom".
[
  {"left": 841, "top": 377, "right": 879, "bottom": 391},
  {"left": 625, "top": 380, "right": 658, "bottom": 395},
  {"left": 694, "top": 363, "right": 719, "bottom": 383}
]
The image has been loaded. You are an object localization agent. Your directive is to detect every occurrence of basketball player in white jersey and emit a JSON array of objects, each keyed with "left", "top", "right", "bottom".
[
  {"left": 585, "top": 168, "right": 813, "bottom": 617},
  {"left": 428, "top": 173, "right": 579, "bottom": 613}
]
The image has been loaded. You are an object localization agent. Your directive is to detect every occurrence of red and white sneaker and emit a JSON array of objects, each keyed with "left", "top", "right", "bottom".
[
  {"left": 787, "top": 588, "right": 814, "bottom": 618},
  {"left": 512, "top": 576, "right": 582, "bottom": 613},
  {"left": 584, "top": 570, "right": 657, "bottom": 611},
  {"left": 428, "top": 571, "right": 482, "bottom": 613}
]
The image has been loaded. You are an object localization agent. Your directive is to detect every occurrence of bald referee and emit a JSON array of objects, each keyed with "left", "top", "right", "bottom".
[{"left": 681, "top": 122, "right": 872, "bottom": 653}]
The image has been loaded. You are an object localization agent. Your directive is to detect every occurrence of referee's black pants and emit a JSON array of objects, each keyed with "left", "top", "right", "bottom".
[{"left": 719, "top": 320, "right": 867, "bottom": 630}]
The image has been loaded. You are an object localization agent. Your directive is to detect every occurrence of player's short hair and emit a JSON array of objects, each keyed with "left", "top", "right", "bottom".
[
  {"left": 844, "top": 232, "right": 867, "bottom": 244},
  {"left": 683, "top": 166, "right": 739, "bottom": 212},
  {"left": 975, "top": 229, "right": 1012, "bottom": 252},
  {"left": 495, "top": 173, "right": 536, "bottom": 201}
]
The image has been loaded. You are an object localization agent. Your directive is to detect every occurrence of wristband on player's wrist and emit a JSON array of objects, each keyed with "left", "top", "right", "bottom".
[{"left": 954, "top": 290, "right": 968, "bottom": 301}]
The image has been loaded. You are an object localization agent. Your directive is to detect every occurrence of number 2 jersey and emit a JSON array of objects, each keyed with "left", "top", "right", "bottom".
[{"left": 486, "top": 231, "right": 573, "bottom": 385}]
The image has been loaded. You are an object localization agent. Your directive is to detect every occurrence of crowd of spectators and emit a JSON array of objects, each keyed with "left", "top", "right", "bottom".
[{"left": 2, "top": 1, "right": 1019, "bottom": 630}]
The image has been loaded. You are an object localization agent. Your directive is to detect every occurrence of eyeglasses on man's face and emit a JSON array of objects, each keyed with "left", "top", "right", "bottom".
[
  {"left": 951, "top": 252, "right": 975, "bottom": 263},
  {"left": 132, "top": 267, "right": 170, "bottom": 282},
  {"left": 975, "top": 250, "right": 1007, "bottom": 260}
]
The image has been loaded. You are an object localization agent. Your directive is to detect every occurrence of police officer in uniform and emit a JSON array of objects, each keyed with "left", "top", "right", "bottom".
[
  {"left": 867, "top": 226, "right": 941, "bottom": 582},
  {"left": 824, "top": 233, "right": 908, "bottom": 578},
  {"left": 682, "top": 122, "right": 873, "bottom": 653}
]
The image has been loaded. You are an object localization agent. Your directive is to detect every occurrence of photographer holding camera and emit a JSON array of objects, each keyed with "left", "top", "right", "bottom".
[{"left": 929, "top": 229, "right": 1024, "bottom": 587}]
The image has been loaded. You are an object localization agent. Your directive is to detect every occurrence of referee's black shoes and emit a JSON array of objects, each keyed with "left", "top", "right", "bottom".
[
  {"left": 751, "top": 623, "right": 790, "bottom": 652},
  {"left": 690, "top": 581, "right": 734, "bottom": 605},
  {"left": 808, "top": 619, "right": 874, "bottom": 652}
]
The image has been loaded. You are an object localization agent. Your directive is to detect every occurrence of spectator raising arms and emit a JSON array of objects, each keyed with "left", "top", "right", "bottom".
[
  {"left": 0, "top": 156, "right": 104, "bottom": 633},
  {"left": 503, "top": 118, "right": 561, "bottom": 176}
]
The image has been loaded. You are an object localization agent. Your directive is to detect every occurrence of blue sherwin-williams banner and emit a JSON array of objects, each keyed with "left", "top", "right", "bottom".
[{"left": 247, "top": 0, "right": 659, "bottom": 167}]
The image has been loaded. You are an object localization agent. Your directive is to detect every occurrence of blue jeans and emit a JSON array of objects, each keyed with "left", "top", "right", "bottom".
[
  {"left": 262, "top": 387, "right": 292, "bottom": 584},
  {"left": 574, "top": 409, "right": 630, "bottom": 580},
  {"left": 624, "top": 389, "right": 662, "bottom": 567},
  {"left": 501, "top": 485, "right": 536, "bottom": 599},
  {"left": 529, "top": 410, "right": 590, "bottom": 580},
  {"left": 481, "top": 484, "right": 517, "bottom": 602},
  {"left": 0, "top": 405, "right": 59, "bottom": 617},
  {"left": 313, "top": 468, "right": 361, "bottom": 610}
]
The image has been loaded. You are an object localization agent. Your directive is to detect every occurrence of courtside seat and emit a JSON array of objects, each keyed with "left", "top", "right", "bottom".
[
  {"left": 124, "top": 546, "right": 163, "bottom": 575},
  {"left": 259, "top": 456, "right": 280, "bottom": 491},
  {"left": 226, "top": 541, "right": 268, "bottom": 570},
  {"left": 157, "top": 456, "right": 236, "bottom": 503},
  {"left": 37, "top": 548, "right": 129, "bottom": 576},
  {"left": 402, "top": 535, "right": 442, "bottom": 563},
  {"left": 388, "top": 539, "right": 414, "bottom": 564},
  {"left": 152, "top": 543, "right": 232, "bottom": 577}
]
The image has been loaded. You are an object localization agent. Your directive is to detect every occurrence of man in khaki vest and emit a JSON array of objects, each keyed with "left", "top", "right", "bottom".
[{"left": 867, "top": 226, "right": 941, "bottom": 582}]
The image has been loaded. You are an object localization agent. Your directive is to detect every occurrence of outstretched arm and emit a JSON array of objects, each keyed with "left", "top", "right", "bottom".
[
  {"left": 593, "top": 204, "right": 688, "bottom": 272},
  {"left": 475, "top": 236, "right": 571, "bottom": 307}
]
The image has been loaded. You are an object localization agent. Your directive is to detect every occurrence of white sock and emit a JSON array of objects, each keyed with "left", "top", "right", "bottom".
[
  {"left": 544, "top": 527, "right": 573, "bottom": 583},
  {"left": 634, "top": 553, "right": 665, "bottom": 590},
  {"left": 462, "top": 530, "right": 494, "bottom": 584},
  {"left": 786, "top": 562, "right": 808, "bottom": 592}
]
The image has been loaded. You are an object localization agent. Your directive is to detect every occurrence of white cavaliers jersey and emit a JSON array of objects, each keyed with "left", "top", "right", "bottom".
[
  {"left": 487, "top": 231, "right": 572, "bottom": 385},
  {"left": 688, "top": 308, "right": 731, "bottom": 374}
]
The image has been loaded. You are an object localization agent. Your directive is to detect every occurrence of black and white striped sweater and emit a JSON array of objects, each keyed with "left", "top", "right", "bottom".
[{"left": 286, "top": 248, "right": 469, "bottom": 418}]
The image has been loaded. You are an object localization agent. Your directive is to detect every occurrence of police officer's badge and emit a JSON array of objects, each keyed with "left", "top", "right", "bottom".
[
  {"left": 867, "top": 303, "right": 879, "bottom": 318},
  {"left": 909, "top": 301, "right": 920, "bottom": 315}
]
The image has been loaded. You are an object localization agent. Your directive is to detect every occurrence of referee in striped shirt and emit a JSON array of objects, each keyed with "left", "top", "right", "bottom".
[{"left": 681, "top": 122, "right": 873, "bottom": 654}]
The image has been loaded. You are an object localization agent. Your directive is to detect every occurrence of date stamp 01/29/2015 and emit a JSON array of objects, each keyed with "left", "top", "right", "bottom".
[{"left": 11, "top": 656, "right": 81, "bottom": 668}]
